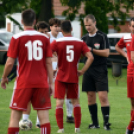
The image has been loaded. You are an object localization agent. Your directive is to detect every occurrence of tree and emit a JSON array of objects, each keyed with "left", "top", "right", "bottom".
[
  {"left": 60, "top": 0, "right": 134, "bottom": 34},
  {"left": 0, "top": 0, "right": 54, "bottom": 28}
]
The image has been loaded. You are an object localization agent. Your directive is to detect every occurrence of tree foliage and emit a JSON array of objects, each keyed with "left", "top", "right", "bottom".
[
  {"left": 60, "top": 0, "right": 134, "bottom": 34},
  {"left": 0, "top": 0, "right": 54, "bottom": 28}
]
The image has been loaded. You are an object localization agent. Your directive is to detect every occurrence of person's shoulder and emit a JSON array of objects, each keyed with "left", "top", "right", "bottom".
[
  {"left": 81, "top": 33, "right": 89, "bottom": 39},
  {"left": 56, "top": 36, "right": 83, "bottom": 43},
  {"left": 13, "top": 30, "right": 49, "bottom": 39},
  {"left": 97, "top": 30, "right": 107, "bottom": 37}
]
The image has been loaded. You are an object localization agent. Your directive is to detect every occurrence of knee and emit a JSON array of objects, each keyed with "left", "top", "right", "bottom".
[
  {"left": 72, "top": 99, "right": 79, "bottom": 106},
  {"left": 87, "top": 94, "right": 95, "bottom": 104},
  {"left": 99, "top": 95, "right": 108, "bottom": 104},
  {"left": 56, "top": 99, "right": 64, "bottom": 107}
]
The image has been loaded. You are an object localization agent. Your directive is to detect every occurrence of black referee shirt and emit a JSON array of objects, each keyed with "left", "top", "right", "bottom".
[{"left": 82, "top": 30, "right": 109, "bottom": 67}]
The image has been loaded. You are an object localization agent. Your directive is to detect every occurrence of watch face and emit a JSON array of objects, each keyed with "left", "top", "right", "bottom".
[{"left": 94, "top": 43, "right": 100, "bottom": 49}]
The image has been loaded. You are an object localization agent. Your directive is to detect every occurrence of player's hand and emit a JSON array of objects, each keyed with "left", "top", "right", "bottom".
[
  {"left": 49, "top": 84, "right": 54, "bottom": 96},
  {"left": 77, "top": 70, "right": 84, "bottom": 76},
  {"left": 1, "top": 77, "right": 8, "bottom": 90}
]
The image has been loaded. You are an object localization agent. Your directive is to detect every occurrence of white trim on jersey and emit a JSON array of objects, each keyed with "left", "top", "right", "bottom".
[
  {"left": 13, "top": 30, "right": 49, "bottom": 39},
  {"left": 123, "top": 34, "right": 132, "bottom": 40},
  {"left": 56, "top": 36, "right": 83, "bottom": 42}
]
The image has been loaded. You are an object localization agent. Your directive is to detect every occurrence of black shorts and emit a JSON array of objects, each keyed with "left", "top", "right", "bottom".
[{"left": 82, "top": 65, "right": 108, "bottom": 92}]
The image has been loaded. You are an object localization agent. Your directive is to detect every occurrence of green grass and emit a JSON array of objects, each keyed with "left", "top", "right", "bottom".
[{"left": 0, "top": 64, "right": 130, "bottom": 134}]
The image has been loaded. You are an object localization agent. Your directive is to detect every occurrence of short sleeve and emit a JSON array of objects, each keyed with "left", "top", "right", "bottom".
[
  {"left": 82, "top": 42, "right": 90, "bottom": 55},
  {"left": 50, "top": 40, "right": 57, "bottom": 52},
  {"left": 102, "top": 34, "right": 109, "bottom": 49},
  {"left": 45, "top": 38, "right": 52, "bottom": 57},
  {"left": 131, "top": 35, "right": 134, "bottom": 51},
  {"left": 117, "top": 37, "right": 126, "bottom": 48},
  {"left": 7, "top": 37, "right": 19, "bottom": 58}
]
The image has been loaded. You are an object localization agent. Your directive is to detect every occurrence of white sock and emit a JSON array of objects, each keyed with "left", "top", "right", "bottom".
[
  {"left": 22, "top": 114, "right": 29, "bottom": 120},
  {"left": 36, "top": 116, "right": 40, "bottom": 124},
  {"left": 65, "top": 98, "right": 73, "bottom": 117}
]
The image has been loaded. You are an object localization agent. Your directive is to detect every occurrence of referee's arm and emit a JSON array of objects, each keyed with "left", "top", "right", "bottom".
[{"left": 92, "top": 33, "right": 109, "bottom": 57}]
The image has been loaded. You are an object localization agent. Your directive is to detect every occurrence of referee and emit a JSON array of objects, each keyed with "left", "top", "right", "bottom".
[{"left": 82, "top": 14, "right": 111, "bottom": 130}]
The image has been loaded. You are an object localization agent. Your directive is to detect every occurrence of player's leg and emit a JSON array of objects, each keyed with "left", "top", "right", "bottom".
[
  {"left": 36, "top": 116, "right": 40, "bottom": 128},
  {"left": 37, "top": 110, "right": 51, "bottom": 134},
  {"left": 31, "top": 88, "right": 51, "bottom": 134},
  {"left": 82, "top": 70, "right": 99, "bottom": 128},
  {"left": 126, "top": 76, "right": 134, "bottom": 134},
  {"left": 54, "top": 80, "right": 66, "bottom": 133},
  {"left": 98, "top": 91, "right": 111, "bottom": 130},
  {"left": 22, "top": 101, "right": 31, "bottom": 120},
  {"left": 8, "top": 109, "right": 22, "bottom": 134},
  {"left": 71, "top": 99, "right": 81, "bottom": 133},
  {"left": 65, "top": 98, "right": 74, "bottom": 123}
]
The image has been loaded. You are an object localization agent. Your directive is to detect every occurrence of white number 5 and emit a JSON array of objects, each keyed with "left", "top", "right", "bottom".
[
  {"left": 66, "top": 45, "right": 74, "bottom": 62},
  {"left": 25, "top": 40, "right": 43, "bottom": 61}
]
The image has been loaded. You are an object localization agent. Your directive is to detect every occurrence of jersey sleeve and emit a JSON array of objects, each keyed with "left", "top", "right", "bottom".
[
  {"left": 117, "top": 37, "right": 126, "bottom": 48},
  {"left": 50, "top": 40, "right": 57, "bottom": 52},
  {"left": 45, "top": 38, "right": 52, "bottom": 57},
  {"left": 82, "top": 42, "right": 90, "bottom": 55},
  {"left": 7, "top": 37, "right": 19, "bottom": 58},
  {"left": 131, "top": 35, "right": 134, "bottom": 51},
  {"left": 102, "top": 34, "right": 109, "bottom": 49}
]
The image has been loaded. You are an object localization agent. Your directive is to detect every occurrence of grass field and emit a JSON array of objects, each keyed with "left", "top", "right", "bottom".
[{"left": 0, "top": 64, "right": 130, "bottom": 134}]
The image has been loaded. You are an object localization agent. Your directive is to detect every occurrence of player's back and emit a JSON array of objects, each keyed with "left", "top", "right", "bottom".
[
  {"left": 53, "top": 36, "right": 87, "bottom": 83},
  {"left": 8, "top": 30, "right": 51, "bottom": 89}
]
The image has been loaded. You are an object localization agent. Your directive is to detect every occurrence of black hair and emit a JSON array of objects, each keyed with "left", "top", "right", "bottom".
[
  {"left": 22, "top": 9, "right": 36, "bottom": 26},
  {"left": 129, "top": 17, "right": 134, "bottom": 25},
  {"left": 36, "top": 21, "right": 49, "bottom": 30},
  {"left": 61, "top": 20, "right": 72, "bottom": 33}
]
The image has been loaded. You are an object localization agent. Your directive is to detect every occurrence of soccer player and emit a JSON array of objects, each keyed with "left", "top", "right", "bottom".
[
  {"left": 51, "top": 20, "right": 94, "bottom": 133},
  {"left": 1, "top": 9, "right": 53, "bottom": 134},
  {"left": 49, "top": 18, "right": 74, "bottom": 123},
  {"left": 82, "top": 14, "right": 111, "bottom": 130},
  {"left": 115, "top": 18, "right": 134, "bottom": 134},
  {"left": 21, "top": 21, "right": 50, "bottom": 128}
]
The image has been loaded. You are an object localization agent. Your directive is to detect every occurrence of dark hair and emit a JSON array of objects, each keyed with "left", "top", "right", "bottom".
[
  {"left": 49, "top": 18, "right": 59, "bottom": 26},
  {"left": 36, "top": 21, "right": 49, "bottom": 30},
  {"left": 84, "top": 14, "right": 96, "bottom": 22},
  {"left": 61, "top": 20, "right": 72, "bottom": 33},
  {"left": 22, "top": 9, "right": 36, "bottom": 26},
  {"left": 129, "top": 17, "right": 134, "bottom": 25}
]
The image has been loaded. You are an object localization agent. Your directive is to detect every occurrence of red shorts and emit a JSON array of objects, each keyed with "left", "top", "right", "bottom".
[
  {"left": 54, "top": 80, "right": 79, "bottom": 99},
  {"left": 127, "top": 76, "right": 134, "bottom": 98},
  {"left": 10, "top": 88, "right": 51, "bottom": 111}
]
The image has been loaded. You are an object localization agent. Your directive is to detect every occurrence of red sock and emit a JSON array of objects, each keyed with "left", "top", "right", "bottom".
[
  {"left": 74, "top": 105, "right": 81, "bottom": 128},
  {"left": 55, "top": 107, "right": 63, "bottom": 129},
  {"left": 8, "top": 127, "right": 19, "bottom": 134},
  {"left": 128, "top": 110, "right": 134, "bottom": 131},
  {"left": 40, "top": 123, "right": 51, "bottom": 134}
]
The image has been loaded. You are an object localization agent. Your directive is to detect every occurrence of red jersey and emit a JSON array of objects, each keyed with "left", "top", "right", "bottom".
[
  {"left": 117, "top": 34, "right": 134, "bottom": 69},
  {"left": 51, "top": 36, "right": 90, "bottom": 83},
  {"left": 7, "top": 29, "right": 52, "bottom": 89}
]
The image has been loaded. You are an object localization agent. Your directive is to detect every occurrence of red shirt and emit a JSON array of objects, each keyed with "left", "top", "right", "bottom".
[
  {"left": 117, "top": 34, "right": 134, "bottom": 69},
  {"left": 51, "top": 36, "right": 90, "bottom": 83},
  {"left": 7, "top": 29, "right": 52, "bottom": 89}
]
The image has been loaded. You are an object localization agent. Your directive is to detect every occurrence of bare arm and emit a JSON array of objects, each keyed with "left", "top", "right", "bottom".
[
  {"left": 115, "top": 44, "right": 127, "bottom": 58},
  {"left": 1, "top": 57, "right": 15, "bottom": 89},
  {"left": 131, "top": 51, "right": 134, "bottom": 63},
  {"left": 92, "top": 48, "right": 109, "bottom": 57},
  {"left": 78, "top": 52, "right": 94, "bottom": 76},
  {"left": 46, "top": 57, "right": 53, "bottom": 95}
]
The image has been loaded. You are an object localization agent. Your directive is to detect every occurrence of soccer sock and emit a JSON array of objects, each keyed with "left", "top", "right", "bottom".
[
  {"left": 65, "top": 98, "right": 73, "bottom": 117},
  {"left": 74, "top": 104, "right": 81, "bottom": 128},
  {"left": 128, "top": 110, "right": 134, "bottom": 131},
  {"left": 101, "top": 106, "right": 110, "bottom": 124},
  {"left": 8, "top": 127, "right": 19, "bottom": 134},
  {"left": 22, "top": 114, "right": 29, "bottom": 120},
  {"left": 88, "top": 103, "right": 99, "bottom": 126},
  {"left": 56, "top": 107, "right": 63, "bottom": 129},
  {"left": 40, "top": 123, "right": 51, "bottom": 134},
  {"left": 36, "top": 116, "right": 40, "bottom": 124}
]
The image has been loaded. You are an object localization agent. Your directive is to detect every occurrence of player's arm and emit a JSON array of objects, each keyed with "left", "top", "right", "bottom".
[
  {"left": 46, "top": 57, "right": 53, "bottom": 95},
  {"left": 1, "top": 57, "right": 15, "bottom": 89},
  {"left": 131, "top": 51, "right": 134, "bottom": 63},
  {"left": 78, "top": 52, "right": 94, "bottom": 76},
  {"left": 131, "top": 35, "right": 134, "bottom": 63},
  {"left": 92, "top": 48, "right": 109, "bottom": 57},
  {"left": 115, "top": 44, "right": 127, "bottom": 58}
]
